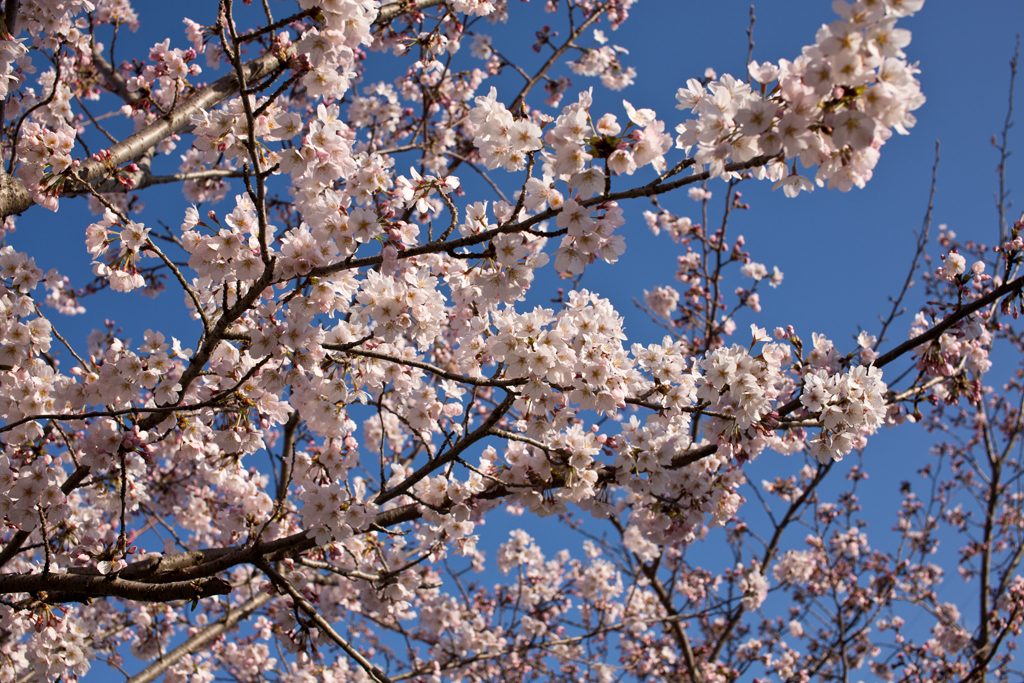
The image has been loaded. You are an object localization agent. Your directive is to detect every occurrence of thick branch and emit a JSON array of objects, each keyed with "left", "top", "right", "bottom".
[
  {"left": 0, "top": 49, "right": 286, "bottom": 218},
  {"left": 90, "top": 35, "right": 138, "bottom": 106},
  {"left": 257, "top": 559, "right": 393, "bottom": 683},
  {"left": 0, "top": 572, "right": 231, "bottom": 603},
  {"left": 0, "top": 431, "right": 726, "bottom": 603},
  {"left": 378, "top": 0, "right": 446, "bottom": 23},
  {"left": 375, "top": 390, "right": 517, "bottom": 505},
  {"left": 327, "top": 344, "right": 527, "bottom": 388},
  {"left": 872, "top": 276, "right": 1024, "bottom": 369},
  {"left": 0, "top": 465, "right": 89, "bottom": 569},
  {"left": 641, "top": 562, "right": 704, "bottom": 683},
  {"left": 306, "top": 154, "right": 779, "bottom": 279},
  {"left": 2, "top": 0, "right": 18, "bottom": 38},
  {"left": 0, "top": 0, "right": 444, "bottom": 219},
  {"left": 773, "top": 274, "right": 1024, "bottom": 419},
  {"left": 126, "top": 592, "right": 271, "bottom": 683}
]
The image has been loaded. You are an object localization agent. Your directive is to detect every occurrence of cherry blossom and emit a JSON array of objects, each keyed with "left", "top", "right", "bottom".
[{"left": 0, "top": 1, "right": 1019, "bottom": 682}]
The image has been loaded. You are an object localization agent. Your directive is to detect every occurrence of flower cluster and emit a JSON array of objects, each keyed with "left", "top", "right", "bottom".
[
  {"left": 552, "top": 199, "right": 626, "bottom": 275},
  {"left": 124, "top": 38, "right": 202, "bottom": 111},
  {"left": 16, "top": 120, "right": 77, "bottom": 211},
  {"left": 85, "top": 209, "right": 154, "bottom": 292},
  {"left": 468, "top": 87, "right": 544, "bottom": 171},
  {"left": 567, "top": 29, "right": 636, "bottom": 91},
  {"left": 675, "top": 1, "right": 925, "bottom": 193},
  {"left": 801, "top": 364, "right": 888, "bottom": 463},
  {"left": 0, "top": 38, "right": 28, "bottom": 100},
  {"left": 907, "top": 310, "right": 991, "bottom": 406},
  {"left": 696, "top": 340, "right": 791, "bottom": 444},
  {"left": 295, "top": 0, "right": 380, "bottom": 100}
]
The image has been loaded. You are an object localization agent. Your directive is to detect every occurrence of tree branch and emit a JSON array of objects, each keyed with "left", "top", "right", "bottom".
[
  {"left": 126, "top": 592, "right": 271, "bottom": 683},
  {"left": 1, "top": 571, "right": 231, "bottom": 603}
]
